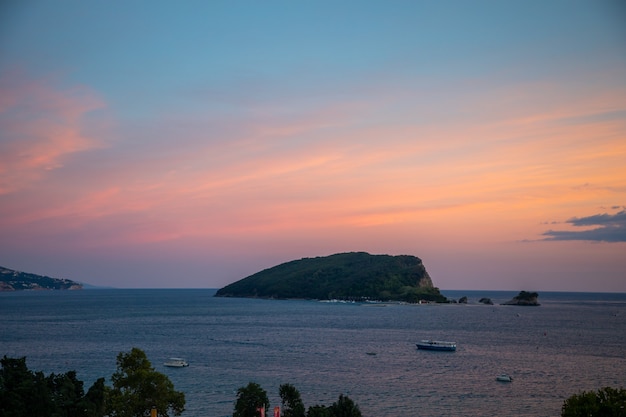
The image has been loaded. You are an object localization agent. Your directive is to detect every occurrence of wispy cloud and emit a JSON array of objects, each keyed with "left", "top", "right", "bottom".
[
  {"left": 2, "top": 68, "right": 625, "bottom": 254},
  {"left": 542, "top": 209, "right": 626, "bottom": 242},
  {"left": 0, "top": 69, "right": 106, "bottom": 194}
]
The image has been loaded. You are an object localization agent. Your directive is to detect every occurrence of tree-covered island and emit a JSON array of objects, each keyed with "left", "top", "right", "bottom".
[{"left": 215, "top": 252, "right": 448, "bottom": 303}]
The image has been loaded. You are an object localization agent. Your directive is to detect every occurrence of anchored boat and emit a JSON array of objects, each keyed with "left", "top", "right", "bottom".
[
  {"left": 164, "top": 358, "right": 189, "bottom": 367},
  {"left": 416, "top": 340, "right": 457, "bottom": 351}
]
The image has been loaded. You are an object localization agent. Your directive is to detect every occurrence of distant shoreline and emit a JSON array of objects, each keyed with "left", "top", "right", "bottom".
[{"left": 3, "top": 288, "right": 625, "bottom": 304}]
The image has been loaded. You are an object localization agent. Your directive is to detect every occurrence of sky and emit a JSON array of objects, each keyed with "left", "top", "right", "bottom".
[{"left": 1, "top": 1, "right": 625, "bottom": 292}]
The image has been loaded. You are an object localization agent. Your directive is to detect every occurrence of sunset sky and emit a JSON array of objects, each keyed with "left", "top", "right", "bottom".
[{"left": 1, "top": 1, "right": 625, "bottom": 291}]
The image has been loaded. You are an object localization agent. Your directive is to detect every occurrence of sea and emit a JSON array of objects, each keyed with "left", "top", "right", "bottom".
[{"left": 1, "top": 289, "right": 625, "bottom": 417}]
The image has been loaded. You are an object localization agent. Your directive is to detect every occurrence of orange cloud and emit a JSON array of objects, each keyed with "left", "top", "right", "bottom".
[
  {"left": 147, "top": 79, "right": 624, "bottom": 247},
  {"left": 3, "top": 69, "right": 624, "bottom": 256}
]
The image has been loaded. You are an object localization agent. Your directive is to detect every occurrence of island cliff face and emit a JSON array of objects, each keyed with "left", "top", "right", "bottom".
[
  {"left": 215, "top": 252, "right": 447, "bottom": 302},
  {"left": 0, "top": 266, "right": 83, "bottom": 291}
]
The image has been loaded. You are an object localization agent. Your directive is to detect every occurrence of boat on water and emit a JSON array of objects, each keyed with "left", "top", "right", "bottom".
[
  {"left": 164, "top": 358, "right": 189, "bottom": 367},
  {"left": 416, "top": 340, "right": 457, "bottom": 351},
  {"left": 496, "top": 374, "right": 512, "bottom": 382}
]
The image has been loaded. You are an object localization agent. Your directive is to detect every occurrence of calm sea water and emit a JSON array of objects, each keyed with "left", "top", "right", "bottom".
[{"left": 1, "top": 289, "right": 625, "bottom": 417}]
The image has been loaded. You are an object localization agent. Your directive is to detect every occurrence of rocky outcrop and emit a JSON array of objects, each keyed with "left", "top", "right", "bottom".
[
  {"left": 502, "top": 291, "right": 540, "bottom": 306},
  {"left": 479, "top": 297, "right": 493, "bottom": 305}
]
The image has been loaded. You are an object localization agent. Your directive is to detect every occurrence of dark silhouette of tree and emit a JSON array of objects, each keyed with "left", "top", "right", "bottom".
[
  {"left": 279, "top": 383, "right": 305, "bottom": 417},
  {"left": 306, "top": 405, "right": 331, "bottom": 417},
  {"left": 0, "top": 356, "right": 106, "bottom": 417},
  {"left": 107, "top": 347, "right": 185, "bottom": 417},
  {"left": 47, "top": 370, "right": 86, "bottom": 417},
  {"left": 234, "top": 383, "right": 362, "bottom": 417},
  {"left": 561, "top": 386, "right": 626, "bottom": 417},
  {"left": 82, "top": 377, "right": 107, "bottom": 417},
  {"left": 328, "top": 394, "right": 362, "bottom": 417},
  {"left": 1, "top": 350, "right": 186, "bottom": 417},
  {"left": 233, "top": 382, "right": 269, "bottom": 417},
  {"left": 0, "top": 356, "right": 52, "bottom": 417}
]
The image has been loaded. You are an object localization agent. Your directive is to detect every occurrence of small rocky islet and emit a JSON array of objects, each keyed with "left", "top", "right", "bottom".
[{"left": 501, "top": 290, "right": 540, "bottom": 306}]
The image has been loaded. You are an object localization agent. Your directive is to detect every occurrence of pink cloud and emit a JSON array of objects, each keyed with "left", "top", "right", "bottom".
[
  {"left": 141, "top": 79, "right": 624, "bottom": 246},
  {"left": 2, "top": 68, "right": 625, "bottom": 266},
  {"left": 0, "top": 69, "right": 106, "bottom": 194}
]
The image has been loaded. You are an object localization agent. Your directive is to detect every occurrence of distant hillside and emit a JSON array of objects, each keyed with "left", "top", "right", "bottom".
[
  {"left": 215, "top": 252, "right": 447, "bottom": 302},
  {"left": 0, "top": 266, "right": 83, "bottom": 291}
]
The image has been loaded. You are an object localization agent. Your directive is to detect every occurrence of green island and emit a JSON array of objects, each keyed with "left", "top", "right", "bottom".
[
  {"left": 215, "top": 252, "right": 448, "bottom": 303},
  {"left": 0, "top": 266, "right": 82, "bottom": 291}
]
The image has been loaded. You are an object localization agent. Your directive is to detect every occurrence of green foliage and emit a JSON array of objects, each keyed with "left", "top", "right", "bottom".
[
  {"left": 216, "top": 252, "right": 447, "bottom": 303},
  {"left": 233, "top": 382, "right": 269, "bottom": 417},
  {"left": 0, "top": 356, "right": 104, "bottom": 417},
  {"left": 561, "top": 387, "right": 626, "bottom": 417},
  {"left": 328, "top": 394, "right": 362, "bottom": 417},
  {"left": 83, "top": 378, "right": 107, "bottom": 417},
  {"left": 107, "top": 347, "right": 185, "bottom": 417},
  {"left": 279, "top": 383, "right": 305, "bottom": 417},
  {"left": 47, "top": 370, "right": 86, "bottom": 417},
  {"left": 235, "top": 383, "right": 361, "bottom": 417},
  {"left": 306, "top": 405, "right": 330, "bottom": 417},
  {"left": 1, "top": 349, "right": 184, "bottom": 417},
  {"left": 0, "top": 356, "right": 51, "bottom": 417}
]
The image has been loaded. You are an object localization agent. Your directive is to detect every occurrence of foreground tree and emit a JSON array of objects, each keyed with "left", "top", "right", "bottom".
[
  {"left": 107, "top": 348, "right": 185, "bottom": 417},
  {"left": 0, "top": 356, "right": 106, "bottom": 417},
  {"left": 279, "top": 383, "right": 305, "bottom": 417},
  {"left": 83, "top": 378, "right": 107, "bottom": 417},
  {"left": 0, "top": 356, "right": 51, "bottom": 417},
  {"left": 328, "top": 394, "right": 362, "bottom": 417},
  {"left": 234, "top": 383, "right": 362, "bottom": 417},
  {"left": 561, "top": 386, "right": 626, "bottom": 417},
  {"left": 306, "top": 405, "right": 330, "bottom": 417},
  {"left": 47, "top": 370, "right": 87, "bottom": 417},
  {"left": 233, "top": 382, "right": 270, "bottom": 417}
]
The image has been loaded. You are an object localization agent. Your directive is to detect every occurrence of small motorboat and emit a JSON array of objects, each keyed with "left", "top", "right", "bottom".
[
  {"left": 496, "top": 373, "right": 512, "bottom": 382},
  {"left": 164, "top": 358, "right": 189, "bottom": 367},
  {"left": 416, "top": 340, "right": 457, "bottom": 351}
]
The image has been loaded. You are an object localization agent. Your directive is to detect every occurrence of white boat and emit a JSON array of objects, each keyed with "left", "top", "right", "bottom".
[
  {"left": 496, "top": 374, "right": 512, "bottom": 382},
  {"left": 416, "top": 340, "right": 457, "bottom": 351},
  {"left": 164, "top": 358, "right": 189, "bottom": 367}
]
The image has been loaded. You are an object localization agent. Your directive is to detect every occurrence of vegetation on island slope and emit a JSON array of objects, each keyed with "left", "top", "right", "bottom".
[
  {"left": 0, "top": 266, "right": 82, "bottom": 291},
  {"left": 215, "top": 252, "right": 447, "bottom": 303}
]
